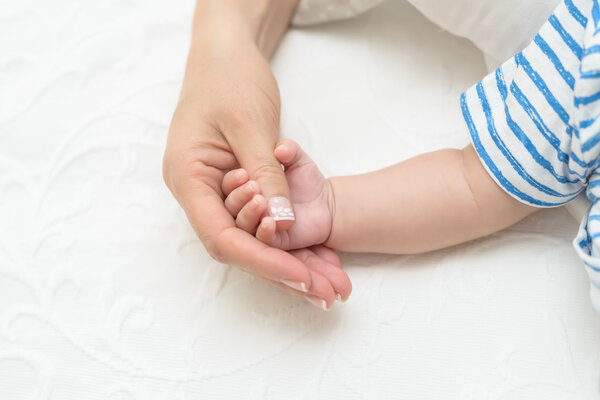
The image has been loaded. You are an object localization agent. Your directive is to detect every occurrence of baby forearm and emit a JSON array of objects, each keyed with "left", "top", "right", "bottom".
[{"left": 325, "top": 145, "right": 537, "bottom": 254}]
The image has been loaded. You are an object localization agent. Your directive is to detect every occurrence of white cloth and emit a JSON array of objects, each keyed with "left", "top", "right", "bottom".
[
  {"left": 295, "top": 0, "right": 560, "bottom": 61},
  {"left": 405, "top": 0, "right": 560, "bottom": 61},
  {"left": 293, "top": 0, "right": 384, "bottom": 25}
]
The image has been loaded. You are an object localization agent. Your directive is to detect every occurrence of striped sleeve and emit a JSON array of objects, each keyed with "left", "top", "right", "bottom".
[
  {"left": 461, "top": 0, "right": 600, "bottom": 312},
  {"left": 461, "top": 0, "right": 592, "bottom": 207},
  {"left": 573, "top": 0, "right": 600, "bottom": 312}
]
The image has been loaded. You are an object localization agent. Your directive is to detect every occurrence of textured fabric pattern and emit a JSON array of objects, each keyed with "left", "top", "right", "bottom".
[
  {"left": 461, "top": 0, "right": 600, "bottom": 310},
  {"left": 405, "top": 0, "right": 560, "bottom": 62},
  {"left": 2, "top": 0, "right": 599, "bottom": 398},
  {"left": 294, "top": 0, "right": 560, "bottom": 62},
  {"left": 293, "top": 0, "right": 384, "bottom": 25}
]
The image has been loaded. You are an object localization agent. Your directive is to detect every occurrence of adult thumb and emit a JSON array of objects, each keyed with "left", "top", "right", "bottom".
[{"left": 232, "top": 139, "right": 295, "bottom": 230}]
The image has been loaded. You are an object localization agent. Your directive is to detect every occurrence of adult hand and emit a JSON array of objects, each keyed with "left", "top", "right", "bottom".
[{"left": 162, "top": 0, "right": 352, "bottom": 309}]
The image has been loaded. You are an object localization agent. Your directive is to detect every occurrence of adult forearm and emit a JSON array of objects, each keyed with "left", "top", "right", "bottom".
[
  {"left": 325, "top": 146, "right": 537, "bottom": 254},
  {"left": 191, "top": 0, "right": 299, "bottom": 59}
]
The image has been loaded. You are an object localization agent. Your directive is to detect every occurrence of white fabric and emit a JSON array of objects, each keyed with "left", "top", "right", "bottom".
[
  {"left": 293, "top": 0, "right": 384, "bottom": 25},
  {"left": 405, "top": 0, "right": 561, "bottom": 61},
  {"left": 2, "top": 0, "right": 600, "bottom": 398},
  {"left": 295, "top": 0, "right": 560, "bottom": 61}
]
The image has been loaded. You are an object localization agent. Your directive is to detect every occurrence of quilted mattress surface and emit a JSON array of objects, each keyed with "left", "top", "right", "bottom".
[{"left": 2, "top": 0, "right": 600, "bottom": 398}]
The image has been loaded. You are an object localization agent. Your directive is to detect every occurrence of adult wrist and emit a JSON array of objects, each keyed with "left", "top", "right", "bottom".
[
  {"left": 191, "top": 0, "right": 299, "bottom": 58},
  {"left": 254, "top": 0, "right": 300, "bottom": 57}
]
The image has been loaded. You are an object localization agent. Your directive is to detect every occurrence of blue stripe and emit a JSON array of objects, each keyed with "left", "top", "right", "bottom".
[
  {"left": 585, "top": 260, "right": 600, "bottom": 273},
  {"left": 477, "top": 80, "right": 576, "bottom": 198},
  {"left": 594, "top": 0, "right": 600, "bottom": 29},
  {"left": 565, "top": 0, "right": 588, "bottom": 27},
  {"left": 516, "top": 52, "right": 571, "bottom": 125},
  {"left": 581, "top": 70, "right": 600, "bottom": 79},
  {"left": 589, "top": 215, "right": 600, "bottom": 221},
  {"left": 496, "top": 68, "right": 582, "bottom": 186},
  {"left": 583, "top": 133, "right": 600, "bottom": 152},
  {"left": 461, "top": 92, "right": 559, "bottom": 207},
  {"left": 568, "top": 125, "right": 580, "bottom": 139},
  {"left": 575, "top": 91, "right": 600, "bottom": 106},
  {"left": 534, "top": 34, "right": 576, "bottom": 89},
  {"left": 590, "top": 180, "right": 600, "bottom": 188},
  {"left": 510, "top": 82, "right": 590, "bottom": 174},
  {"left": 584, "top": 44, "right": 600, "bottom": 56},
  {"left": 581, "top": 117, "right": 598, "bottom": 128},
  {"left": 549, "top": 14, "right": 583, "bottom": 59}
]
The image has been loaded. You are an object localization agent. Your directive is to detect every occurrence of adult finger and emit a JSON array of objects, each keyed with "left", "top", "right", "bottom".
[
  {"left": 226, "top": 129, "right": 295, "bottom": 231},
  {"left": 257, "top": 274, "right": 332, "bottom": 311},
  {"left": 310, "top": 245, "right": 342, "bottom": 269},
  {"left": 292, "top": 247, "right": 352, "bottom": 303},
  {"left": 304, "top": 267, "right": 337, "bottom": 310},
  {"left": 261, "top": 262, "right": 336, "bottom": 311},
  {"left": 179, "top": 183, "right": 312, "bottom": 293}
]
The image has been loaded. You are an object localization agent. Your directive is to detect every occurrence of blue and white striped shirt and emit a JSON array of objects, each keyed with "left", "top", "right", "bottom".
[{"left": 461, "top": 0, "right": 600, "bottom": 311}]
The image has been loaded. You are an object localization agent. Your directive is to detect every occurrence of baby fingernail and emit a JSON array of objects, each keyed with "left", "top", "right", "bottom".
[
  {"left": 282, "top": 280, "right": 307, "bottom": 292},
  {"left": 267, "top": 197, "right": 295, "bottom": 221},
  {"left": 237, "top": 169, "right": 247, "bottom": 179},
  {"left": 305, "top": 295, "right": 329, "bottom": 311}
]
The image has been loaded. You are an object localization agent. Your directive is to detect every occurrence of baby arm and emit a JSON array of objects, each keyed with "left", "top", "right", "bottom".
[
  {"left": 326, "top": 145, "right": 538, "bottom": 254},
  {"left": 223, "top": 141, "right": 538, "bottom": 255}
]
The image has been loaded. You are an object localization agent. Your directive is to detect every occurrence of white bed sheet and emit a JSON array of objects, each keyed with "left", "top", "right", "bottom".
[{"left": 1, "top": 0, "right": 600, "bottom": 398}]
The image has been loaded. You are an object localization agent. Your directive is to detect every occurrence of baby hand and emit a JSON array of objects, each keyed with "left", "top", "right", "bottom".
[{"left": 222, "top": 140, "right": 334, "bottom": 251}]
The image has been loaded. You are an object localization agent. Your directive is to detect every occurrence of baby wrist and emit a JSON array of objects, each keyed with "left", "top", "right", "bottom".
[{"left": 324, "top": 176, "right": 342, "bottom": 249}]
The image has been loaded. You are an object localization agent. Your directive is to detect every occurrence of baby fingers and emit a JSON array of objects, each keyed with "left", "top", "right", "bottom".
[
  {"left": 256, "top": 216, "right": 278, "bottom": 247},
  {"left": 224, "top": 180, "right": 261, "bottom": 217},
  {"left": 222, "top": 168, "right": 248, "bottom": 197},
  {"left": 273, "top": 139, "right": 312, "bottom": 171},
  {"left": 235, "top": 194, "right": 267, "bottom": 233}
]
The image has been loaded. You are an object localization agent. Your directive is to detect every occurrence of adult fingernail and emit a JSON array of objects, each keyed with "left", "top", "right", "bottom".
[
  {"left": 282, "top": 280, "right": 307, "bottom": 292},
  {"left": 305, "top": 295, "right": 329, "bottom": 311},
  {"left": 268, "top": 197, "right": 295, "bottom": 221},
  {"left": 336, "top": 293, "right": 348, "bottom": 303}
]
